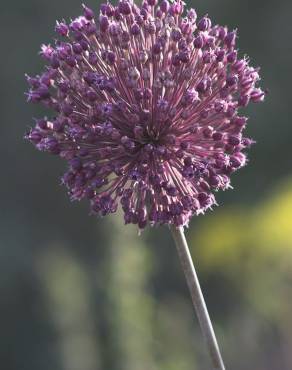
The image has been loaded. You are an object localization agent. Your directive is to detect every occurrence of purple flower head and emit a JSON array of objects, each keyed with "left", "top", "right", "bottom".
[{"left": 25, "top": 1, "right": 265, "bottom": 229}]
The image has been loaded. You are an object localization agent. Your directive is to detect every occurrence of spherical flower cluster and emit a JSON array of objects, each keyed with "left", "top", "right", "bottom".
[{"left": 26, "top": 0, "right": 265, "bottom": 229}]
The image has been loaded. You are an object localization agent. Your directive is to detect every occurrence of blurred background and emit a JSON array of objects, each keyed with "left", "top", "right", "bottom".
[{"left": 1, "top": 0, "right": 291, "bottom": 369}]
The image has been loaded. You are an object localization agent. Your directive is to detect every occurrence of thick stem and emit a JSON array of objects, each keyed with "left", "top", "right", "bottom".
[{"left": 170, "top": 225, "right": 225, "bottom": 370}]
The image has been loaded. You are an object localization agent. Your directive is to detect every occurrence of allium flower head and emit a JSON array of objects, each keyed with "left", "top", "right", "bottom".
[{"left": 26, "top": 0, "right": 265, "bottom": 229}]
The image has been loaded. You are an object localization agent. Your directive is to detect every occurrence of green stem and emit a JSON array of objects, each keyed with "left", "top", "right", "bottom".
[{"left": 170, "top": 225, "right": 225, "bottom": 370}]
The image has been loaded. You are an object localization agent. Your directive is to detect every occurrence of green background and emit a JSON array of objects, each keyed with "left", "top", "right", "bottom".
[{"left": 1, "top": 0, "right": 291, "bottom": 369}]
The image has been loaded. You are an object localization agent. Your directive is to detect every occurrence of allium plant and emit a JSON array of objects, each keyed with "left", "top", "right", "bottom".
[{"left": 25, "top": 1, "right": 265, "bottom": 369}]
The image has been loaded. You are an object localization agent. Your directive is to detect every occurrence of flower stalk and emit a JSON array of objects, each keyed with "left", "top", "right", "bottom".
[{"left": 170, "top": 225, "right": 225, "bottom": 370}]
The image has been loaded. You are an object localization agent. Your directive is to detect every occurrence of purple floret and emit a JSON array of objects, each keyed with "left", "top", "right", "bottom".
[{"left": 25, "top": 0, "right": 265, "bottom": 229}]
